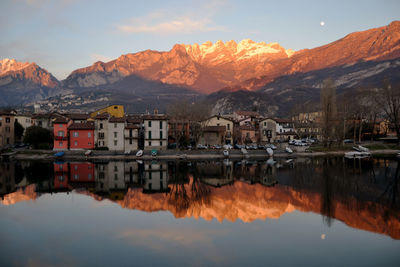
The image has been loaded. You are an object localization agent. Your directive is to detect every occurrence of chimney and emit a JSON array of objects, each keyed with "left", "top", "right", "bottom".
[{"left": 154, "top": 108, "right": 158, "bottom": 115}]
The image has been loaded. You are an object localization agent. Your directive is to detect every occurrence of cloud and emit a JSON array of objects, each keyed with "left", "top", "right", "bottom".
[
  {"left": 90, "top": 53, "right": 113, "bottom": 63},
  {"left": 117, "top": 2, "right": 227, "bottom": 35}
]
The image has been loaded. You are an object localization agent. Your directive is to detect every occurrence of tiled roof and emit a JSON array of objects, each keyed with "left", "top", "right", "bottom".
[
  {"left": 142, "top": 114, "right": 168, "bottom": 120},
  {"left": 65, "top": 113, "right": 89, "bottom": 120},
  {"left": 68, "top": 121, "right": 95, "bottom": 130},
  {"left": 53, "top": 117, "right": 69, "bottom": 124}
]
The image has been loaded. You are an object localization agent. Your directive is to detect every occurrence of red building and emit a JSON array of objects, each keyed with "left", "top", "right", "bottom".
[
  {"left": 53, "top": 117, "right": 71, "bottom": 150},
  {"left": 68, "top": 121, "right": 95, "bottom": 150}
]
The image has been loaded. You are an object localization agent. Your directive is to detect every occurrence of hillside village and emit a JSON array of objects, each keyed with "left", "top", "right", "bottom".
[{"left": 0, "top": 104, "right": 396, "bottom": 152}]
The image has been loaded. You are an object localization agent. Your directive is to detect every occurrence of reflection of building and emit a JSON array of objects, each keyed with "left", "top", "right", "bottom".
[
  {"left": 143, "top": 162, "right": 169, "bottom": 193},
  {"left": 53, "top": 162, "right": 69, "bottom": 190},
  {"left": 124, "top": 161, "right": 141, "bottom": 187},
  {"left": 259, "top": 163, "right": 277, "bottom": 187},
  {"left": 199, "top": 161, "right": 234, "bottom": 187},
  {"left": 69, "top": 162, "right": 95, "bottom": 188},
  {"left": 0, "top": 162, "right": 16, "bottom": 198}
]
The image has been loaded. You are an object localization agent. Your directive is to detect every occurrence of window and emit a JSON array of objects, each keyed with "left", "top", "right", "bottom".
[
  {"left": 5, "top": 127, "right": 10, "bottom": 133},
  {"left": 59, "top": 142, "right": 63, "bottom": 147},
  {"left": 87, "top": 132, "right": 91, "bottom": 138},
  {"left": 6, "top": 138, "right": 10, "bottom": 144},
  {"left": 159, "top": 121, "right": 163, "bottom": 129},
  {"left": 5, "top": 117, "right": 10, "bottom": 123},
  {"left": 100, "top": 123, "right": 103, "bottom": 129},
  {"left": 148, "top": 131, "right": 152, "bottom": 139},
  {"left": 160, "top": 131, "right": 163, "bottom": 139},
  {"left": 264, "top": 122, "right": 266, "bottom": 126},
  {"left": 114, "top": 165, "right": 118, "bottom": 171},
  {"left": 74, "top": 174, "right": 79, "bottom": 179},
  {"left": 114, "top": 174, "right": 118, "bottom": 180},
  {"left": 129, "top": 129, "right": 132, "bottom": 137},
  {"left": 74, "top": 165, "right": 78, "bottom": 170},
  {"left": 114, "top": 123, "right": 117, "bottom": 128},
  {"left": 73, "top": 132, "right": 79, "bottom": 137},
  {"left": 227, "top": 124, "right": 230, "bottom": 130},
  {"left": 88, "top": 174, "right": 92, "bottom": 179},
  {"left": 148, "top": 121, "right": 151, "bottom": 127},
  {"left": 160, "top": 141, "right": 163, "bottom": 146},
  {"left": 217, "top": 123, "right": 220, "bottom": 126},
  {"left": 98, "top": 133, "right": 104, "bottom": 139},
  {"left": 129, "top": 139, "right": 132, "bottom": 144},
  {"left": 114, "top": 140, "right": 117, "bottom": 146},
  {"left": 58, "top": 131, "right": 64, "bottom": 137},
  {"left": 99, "top": 172, "right": 105, "bottom": 179},
  {"left": 74, "top": 141, "right": 78, "bottom": 146},
  {"left": 114, "top": 132, "right": 117, "bottom": 138},
  {"left": 59, "top": 124, "right": 62, "bottom": 128},
  {"left": 149, "top": 141, "right": 152, "bottom": 146}
]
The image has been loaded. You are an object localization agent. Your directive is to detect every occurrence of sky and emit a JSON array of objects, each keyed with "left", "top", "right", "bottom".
[{"left": 1, "top": 0, "right": 399, "bottom": 80}]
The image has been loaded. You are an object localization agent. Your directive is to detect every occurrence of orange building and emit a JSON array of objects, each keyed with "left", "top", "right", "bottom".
[
  {"left": 53, "top": 162, "right": 69, "bottom": 190},
  {"left": 68, "top": 121, "right": 95, "bottom": 150},
  {"left": 53, "top": 117, "right": 71, "bottom": 150},
  {"left": 69, "top": 162, "right": 95, "bottom": 184}
]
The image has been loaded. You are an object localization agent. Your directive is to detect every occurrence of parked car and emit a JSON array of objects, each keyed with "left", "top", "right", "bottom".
[
  {"left": 289, "top": 140, "right": 296, "bottom": 145},
  {"left": 343, "top": 139, "right": 354, "bottom": 144},
  {"left": 197, "top": 144, "right": 208, "bottom": 149},
  {"left": 214, "top": 144, "right": 222, "bottom": 149},
  {"left": 223, "top": 144, "right": 233, "bottom": 150},
  {"left": 234, "top": 144, "right": 245, "bottom": 149},
  {"left": 246, "top": 144, "right": 258, "bottom": 150}
]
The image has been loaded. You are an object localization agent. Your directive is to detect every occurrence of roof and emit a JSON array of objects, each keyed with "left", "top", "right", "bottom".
[
  {"left": 68, "top": 121, "right": 95, "bottom": 130},
  {"left": 275, "top": 118, "right": 293, "bottom": 124},
  {"left": 109, "top": 116, "right": 126, "bottom": 123},
  {"left": 259, "top": 117, "right": 276, "bottom": 123},
  {"left": 142, "top": 114, "right": 168, "bottom": 120},
  {"left": 53, "top": 117, "right": 69, "bottom": 124},
  {"left": 203, "top": 126, "right": 226, "bottom": 132},
  {"left": 125, "top": 123, "right": 141, "bottom": 129},
  {"left": 65, "top": 113, "right": 89, "bottom": 120},
  {"left": 93, "top": 113, "right": 110, "bottom": 120},
  {"left": 203, "top": 115, "right": 235, "bottom": 123}
]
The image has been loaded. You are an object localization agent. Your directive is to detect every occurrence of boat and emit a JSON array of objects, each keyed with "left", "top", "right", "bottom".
[
  {"left": 241, "top": 148, "right": 248, "bottom": 154},
  {"left": 223, "top": 150, "right": 229, "bottom": 157},
  {"left": 84, "top": 150, "right": 92, "bottom": 156},
  {"left": 352, "top": 145, "right": 369, "bottom": 152},
  {"left": 344, "top": 151, "right": 371, "bottom": 159},
  {"left": 285, "top": 158, "right": 294, "bottom": 164},
  {"left": 136, "top": 150, "right": 143, "bottom": 157},
  {"left": 124, "top": 150, "right": 131, "bottom": 155},
  {"left": 151, "top": 149, "right": 158, "bottom": 156},
  {"left": 54, "top": 151, "right": 65, "bottom": 158},
  {"left": 266, "top": 147, "right": 273, "bottom": 156},
  {"left": 266, "top": 158, "right": 276, "bottom": 165},
  {"left": 285, "top": 147, "right": 293, "bottom": 153}
]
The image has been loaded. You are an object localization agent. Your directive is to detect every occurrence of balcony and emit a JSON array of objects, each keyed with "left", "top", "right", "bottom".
[{"left": 54, "top": 136, "right": 68, "bottom": 141}]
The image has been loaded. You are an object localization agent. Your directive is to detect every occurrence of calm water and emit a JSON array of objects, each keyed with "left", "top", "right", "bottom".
[{"left": 1, "top": 157, "right": 399, "bottom": 266}]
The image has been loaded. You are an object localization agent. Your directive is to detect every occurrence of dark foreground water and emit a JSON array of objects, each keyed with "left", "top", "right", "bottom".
[{"left": 1, "top": 157, "right": 399, "bottom": 266}]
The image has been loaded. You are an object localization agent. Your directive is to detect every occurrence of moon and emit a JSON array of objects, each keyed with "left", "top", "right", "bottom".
[{"left": 320, "top": 21, "right": 325, "bottom": 26}]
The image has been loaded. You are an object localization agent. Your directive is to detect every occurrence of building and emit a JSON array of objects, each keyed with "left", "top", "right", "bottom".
[
  {"left": 275, "top": 118, "right": 297, "bottom": 142},
  {"left": 90, "top": 105, "right": 124, "bottom": 118},
  {"left": 168, "top": 120, "right": 190, "bottom": 145},
  {"left": 201, "top": 115, "right": 234, "bottom": 144},
  {"left": 108, "top": 117, "right": 125, "bottom": 152},
  {"left": 143, "top": 162, "right": 169, "bottom": 193},
  {"left": 239, "top": 124, "right": 257, "bottom": 144},
  {"left": 124, "top": 121, "right": 140, "bottom": 152},
  {"left": 93, "top": 113, "right": 110, "bottom": 148},
  {"left": 68, "top": 121, "right": 95, "bottom": 150},
  {"left": 15, "top": 114, "right": 33, "bottom": 138},
  {"left": 259, "top": 118, "right": 277, "bottom": 144},
  {"left": 53, "top": 117, "right": 71, "bottom": 150},
  {"left": 198, "top": 126, "right": 226, "bottom": 145},
  {"left": 0, "top": 110, "right": 16, "bottom": 148},
  {"left": 233, "top": 111, "right": 260, "bottom": 121},
  {"left": 32, "top": 113, "right": 62, "bottom": 130},
  {"left": 143, "top": 114, "right": 168, "bottom": 150}
]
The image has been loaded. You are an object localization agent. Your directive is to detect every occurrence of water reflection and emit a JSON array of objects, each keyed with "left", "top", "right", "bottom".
[{"left": 1, "top": 157, "right": 399, "bottom": 239}]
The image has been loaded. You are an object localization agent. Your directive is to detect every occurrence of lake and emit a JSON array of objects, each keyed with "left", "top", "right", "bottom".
[{"left": 1, "top": 157, "right": 399, "bottom": 266}]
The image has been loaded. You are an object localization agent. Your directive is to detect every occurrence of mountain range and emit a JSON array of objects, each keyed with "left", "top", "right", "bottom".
[{"left": 1, "top": 21, "right": 399, "bottom": 115}]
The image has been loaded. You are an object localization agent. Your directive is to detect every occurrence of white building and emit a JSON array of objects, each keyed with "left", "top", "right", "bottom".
[
  {"left": 107, "top": 117, "right": 125, "bottom": 151},
  {"left": 143, "top": 162, "right": 169, "bottom": 193},
  {"left": 143, "top": 114, "right": 168, "bottom": 150},
  {"left": 93, "top": 113, "right": 109, "bottom": 148}
]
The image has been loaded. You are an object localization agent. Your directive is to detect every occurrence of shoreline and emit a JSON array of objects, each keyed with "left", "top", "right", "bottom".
[{"left": 6, "top": 149, "right": 400, "bottom": 161}]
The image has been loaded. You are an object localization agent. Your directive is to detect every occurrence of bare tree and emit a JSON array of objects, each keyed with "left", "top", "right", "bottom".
[
  {"left": 320, "top": 79, "right": 338, "bottom": 147},
  {"left": 375, "top": 81, "right": 400, "bottom": 144}
]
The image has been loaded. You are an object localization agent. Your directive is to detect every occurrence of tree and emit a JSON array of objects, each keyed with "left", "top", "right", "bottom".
[
  {"left": 23, "top": 126, "right": 53, "bottom": 149},
  {"left": 320, "top": 79, "right": 338, "bottom": 147},
  {"left": 167, "top": 99, "right": 211, "bottom": 145},
  {"left": 14, "top": 121, "right": 24, "bottom": 142},
  {"left": 375, "top": 81, "right": 400, "bottom": 144}
]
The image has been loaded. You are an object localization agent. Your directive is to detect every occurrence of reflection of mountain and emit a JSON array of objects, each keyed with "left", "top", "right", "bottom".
[{"left": 1, "top": 159, "right": 399, "bottom": 239}]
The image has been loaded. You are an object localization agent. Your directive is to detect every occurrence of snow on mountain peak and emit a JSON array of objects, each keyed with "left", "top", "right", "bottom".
[{"left": 0, "top": 58, "right": 32, "bottom": 75}]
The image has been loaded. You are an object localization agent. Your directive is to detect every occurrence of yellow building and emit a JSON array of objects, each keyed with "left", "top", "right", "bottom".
[{"left": 90, "top": 105, "right": 124, "bottom": 118}]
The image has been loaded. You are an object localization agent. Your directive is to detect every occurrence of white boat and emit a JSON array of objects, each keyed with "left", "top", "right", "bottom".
[
  {"left": 223, "top": 150, "right": 229, "bottom": 157},
  {"left": 266, "top": 147, "right": 273, "bottom": 156},
  {"left": 85, "top": 150, "right": 92, "bottom": 156},
  {"left": 124, "top": 150, "right": 131, "bottom": 155},
  {"left": 136, "top": 150, "right": 143, "bottom": 157},
  {"left": 357, "top": 145, "right": 369, "bottom": 152},
  {"left": 285, "top": 147, "right": 293, "bottom": 153},
  {"left": 285, "top": 158, "right": 294, "bottom": 163},
  {"left": 344, "top": 151, "right": 371, "bottom": 158}
]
